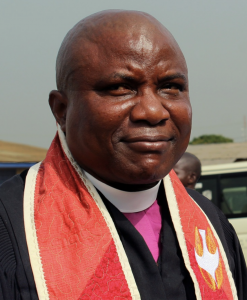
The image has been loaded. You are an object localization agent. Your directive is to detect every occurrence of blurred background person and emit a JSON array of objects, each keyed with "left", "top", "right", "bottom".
[{"left": 173, "top": 152, "right": 201, "bottom": 189}]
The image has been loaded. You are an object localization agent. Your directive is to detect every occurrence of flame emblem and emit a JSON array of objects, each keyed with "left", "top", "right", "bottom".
[{"left": 195, "top": 227, "right": 223, "bottom": 290}]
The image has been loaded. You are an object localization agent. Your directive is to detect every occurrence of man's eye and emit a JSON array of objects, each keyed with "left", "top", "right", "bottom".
[
  {"left": 106, "top": 84, "right": 134, "bottom": 96},
  {"left": 162, "top": 83, "right": 183, "bottom": 91},
  {"left": 109, "top": 85, "right": 128, "bottom": 91},
  {"left": 160, "top": 83, "right": 184, "bottom": 96}
]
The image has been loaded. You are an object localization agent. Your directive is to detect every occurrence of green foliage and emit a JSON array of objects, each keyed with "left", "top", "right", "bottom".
[{"left": 190, "top": 134, "right": 233, "bottom": 145}]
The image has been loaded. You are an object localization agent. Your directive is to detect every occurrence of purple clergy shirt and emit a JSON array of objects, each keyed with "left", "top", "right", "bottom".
[{"left": 123, "top": 200, "right": 162, "bottom": 262}]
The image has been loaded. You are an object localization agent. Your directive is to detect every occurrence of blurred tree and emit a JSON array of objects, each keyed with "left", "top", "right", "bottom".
[{"left": 190, "top": 134, "right": 233, "bottom": 145}]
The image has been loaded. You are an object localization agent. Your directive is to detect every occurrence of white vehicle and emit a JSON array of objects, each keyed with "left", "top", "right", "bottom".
[{"left": 195, "top": 161, "right": 247, "bottom": 262}]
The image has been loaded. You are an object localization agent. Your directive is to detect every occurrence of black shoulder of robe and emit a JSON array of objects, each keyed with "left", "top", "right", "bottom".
[{"left": 0, "top": 171, "right": 38, "bottom": 300}]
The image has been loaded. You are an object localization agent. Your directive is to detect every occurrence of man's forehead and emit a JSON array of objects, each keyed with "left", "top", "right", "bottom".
[
  {"left": 66, "top": 42, "right": 187, "bottom": 90},
  {"left": 76, "top": 21, "right": 183, "bottom": 65},
  {"left": 74, "top": 31, "right": 181, "bottom": 63}
]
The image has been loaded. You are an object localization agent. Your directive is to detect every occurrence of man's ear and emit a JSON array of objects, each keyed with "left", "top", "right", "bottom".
[
  {"left": 188, "top": 172, "right": 197, "bottom": 184},
  {"left": 49, "top": 90, "right": 68, "bottom": 133}
]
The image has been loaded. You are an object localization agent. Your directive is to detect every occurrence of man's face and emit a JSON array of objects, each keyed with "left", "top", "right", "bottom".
[{"left": 62, "top": 29, "right": 192, "bottom": 187}]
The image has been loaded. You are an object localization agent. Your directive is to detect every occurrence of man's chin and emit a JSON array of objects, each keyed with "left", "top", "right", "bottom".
[{"left": 108, "top": 166, "right": 170, "bottom": 188}]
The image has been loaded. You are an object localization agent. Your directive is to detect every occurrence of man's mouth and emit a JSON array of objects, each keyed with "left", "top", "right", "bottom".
[{"left": 123, "top": 135, "right": 174, "bottom": 152}]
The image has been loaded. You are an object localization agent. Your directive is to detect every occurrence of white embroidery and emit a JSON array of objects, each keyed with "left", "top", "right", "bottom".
[{"left": 195, "top": 229, "right": 219, "bottom": 285}]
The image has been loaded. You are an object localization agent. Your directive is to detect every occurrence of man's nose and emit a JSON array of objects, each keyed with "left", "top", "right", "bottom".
[{"left": 130, "top": 91, "right": 170, "bottom": 125}]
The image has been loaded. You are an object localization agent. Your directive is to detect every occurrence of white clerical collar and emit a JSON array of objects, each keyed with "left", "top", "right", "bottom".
[{"left": 84, "top": 171, "right": 161, "bottom": 213}]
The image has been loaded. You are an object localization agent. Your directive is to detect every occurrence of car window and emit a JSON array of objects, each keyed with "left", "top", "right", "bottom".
[
  {"left": 220, "top": 173, "right": 247, "bottom": 216},
  {"left": 196, "top": 172, "right": 247, "bottom": 218}
]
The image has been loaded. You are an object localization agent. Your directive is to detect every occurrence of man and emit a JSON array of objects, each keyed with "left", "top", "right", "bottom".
[
  {"left": 173, "top": 152, "right": 201, "bottom": 189},
  {"left": 0, "top": 10, "right": 246, "bottom": 300}
]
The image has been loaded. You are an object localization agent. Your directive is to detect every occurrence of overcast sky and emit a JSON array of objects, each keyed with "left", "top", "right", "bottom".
[{"left": 1, "top": 0, "right": 247, "bottom": 148}]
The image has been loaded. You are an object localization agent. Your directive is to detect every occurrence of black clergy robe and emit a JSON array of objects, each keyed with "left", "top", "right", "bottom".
[{"left": 0, "top": 171, "right": 246, "bottom": 300}]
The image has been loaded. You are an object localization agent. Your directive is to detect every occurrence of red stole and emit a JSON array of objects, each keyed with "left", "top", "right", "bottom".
[{"left": 23, "top": 127, "right": 237, "bottom": 300}]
